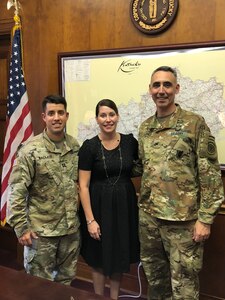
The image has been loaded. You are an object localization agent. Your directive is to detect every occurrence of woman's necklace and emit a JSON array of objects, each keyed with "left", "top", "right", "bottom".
[{"left": 100, "top": 139, "right": 122, "bottom": 186}]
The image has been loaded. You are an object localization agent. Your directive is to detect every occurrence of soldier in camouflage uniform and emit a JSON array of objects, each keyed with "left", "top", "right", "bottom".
[
  {"left": 7, "top": 95, "right": 80, "bottom": 285},
  {"left": 138, "top": 66, "right": 224, "bottom": 299}
]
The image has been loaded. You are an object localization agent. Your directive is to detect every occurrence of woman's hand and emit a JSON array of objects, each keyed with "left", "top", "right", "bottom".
[{"left": 87, "top": 220, "right": 101, "bottom": 240}]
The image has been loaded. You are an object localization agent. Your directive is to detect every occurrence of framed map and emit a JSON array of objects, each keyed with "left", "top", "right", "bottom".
[{"left": 58, "top": 42, "right": 225, "bottom": 170}]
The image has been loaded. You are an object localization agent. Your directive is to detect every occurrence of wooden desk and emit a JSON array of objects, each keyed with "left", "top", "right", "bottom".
[{"left": 0, "top": 266, "right": 109, "bottom": 300}]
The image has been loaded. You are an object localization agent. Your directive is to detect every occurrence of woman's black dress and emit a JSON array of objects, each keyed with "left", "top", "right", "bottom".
[{"left": 78, "top": 133, "right": 140, "bottom": 276}]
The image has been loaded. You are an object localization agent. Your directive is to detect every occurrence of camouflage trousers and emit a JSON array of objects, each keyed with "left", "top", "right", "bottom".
[
  {"left": 24, "top": 231, "right": 80, "bottom": 285},
  {"left": 139, "top": 210, "right": 204, "bottom": 300}
]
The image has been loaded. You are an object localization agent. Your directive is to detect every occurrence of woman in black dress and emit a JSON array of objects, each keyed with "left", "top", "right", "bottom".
[{"left": 78, "top": 99, "right": 141, "bottom": 299}]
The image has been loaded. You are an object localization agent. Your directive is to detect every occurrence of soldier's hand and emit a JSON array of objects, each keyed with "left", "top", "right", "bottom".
[
  {"left": 18, "top": 231, "right": 38, "bottom": 246},
  {"left": 193, "top": 220, "right": 211, "bottom": 242}
]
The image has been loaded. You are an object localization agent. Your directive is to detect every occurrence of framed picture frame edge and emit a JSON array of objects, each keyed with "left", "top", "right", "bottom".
[
  {"left": 58, "top": 40, "right": 225, "bottom": 213},
  {"left": 58, "top": 40, "right": 225, "bottom": 99}
]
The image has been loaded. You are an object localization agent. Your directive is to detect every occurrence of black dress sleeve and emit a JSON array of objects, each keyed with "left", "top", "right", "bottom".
[
  {"left": 128, "top": 133, "right": 143, "bottom": 177},
  {"left": 128, "top": 133, "right": 139, "bottom": 160},
  {"left": 78, "top": 139, "right": 95, "bottom": 170}
]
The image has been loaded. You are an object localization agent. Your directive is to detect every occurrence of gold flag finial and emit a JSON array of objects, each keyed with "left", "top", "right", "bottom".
[
  {"left": 7, "top": 0, "right": 22, "bottom": 31},
  {"left": 7, "top": 0, "right": 22, "bottom": 16}
]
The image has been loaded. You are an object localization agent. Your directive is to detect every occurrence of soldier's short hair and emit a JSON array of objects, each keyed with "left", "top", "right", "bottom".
[
  {"left": 42, "top": 95, "right": 67, "bottom": 112},
  {"left": 151, "top": 66, "right": 177, "bottom": 79}
]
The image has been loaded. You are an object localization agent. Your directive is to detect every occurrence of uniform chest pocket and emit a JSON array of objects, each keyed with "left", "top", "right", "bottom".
[
  {"left": 36, "top": 163, "right": 51, "bottom": 176},
  {"left": 35, "top": 161, "right": 56, "bottom": 190},
  {"left": 61, "top": 156, "right": 78, "bottom": 181},
  {"left": 168, "top": 137, "right": 194, "bottom": 164}
]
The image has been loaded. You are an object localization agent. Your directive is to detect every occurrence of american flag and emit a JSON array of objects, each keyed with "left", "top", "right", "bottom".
[{"left": 0, "top": 23, "right": 33, "bottom": 225}]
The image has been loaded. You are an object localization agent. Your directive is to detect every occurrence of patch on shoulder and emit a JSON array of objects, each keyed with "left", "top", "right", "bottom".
[{"left": 207, "top": 136, "right": 216, "bottom": 156}]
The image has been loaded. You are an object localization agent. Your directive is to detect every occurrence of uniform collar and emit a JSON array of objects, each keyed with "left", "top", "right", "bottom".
[
  {"left": 150, "top": 104, "right": 183, "bottom": 131},
  {"left": 42, "top": 129, "right": 73, "bottom": 154}
]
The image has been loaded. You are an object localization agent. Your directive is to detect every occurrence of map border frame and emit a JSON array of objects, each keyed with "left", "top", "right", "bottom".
[{"left": 58, "top": 41, "right": 225, "bottom": 213}]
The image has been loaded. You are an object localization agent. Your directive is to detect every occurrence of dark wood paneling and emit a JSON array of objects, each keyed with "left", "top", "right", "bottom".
[
  {"left": 200, "top": 214, "right": 225, "bottom": 299},
  {"left": 0, "top": 117, "right": 6, "bottom": 165},
  {"left": 0, "top": 1, "right": 225, "bottom": 298},
  {"left": 0, "top": 33, "right": 9, "bottom": 176},
  {"left": 0, "top": 58, "right": 8, "bottom": 99},
  {"left": 0, "top": 225, "right": 18, "bottom": 252},
  {"left": 0, "top": 0, "right": 224, "bottom": 134},
  {"left": 0, "top": 265, "right": 110, "bottom": 300},
  {"left": 0, "top": 18, "right": 14, "bottom": 35}
]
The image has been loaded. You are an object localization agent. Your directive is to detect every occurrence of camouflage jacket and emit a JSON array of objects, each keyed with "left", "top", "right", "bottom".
[
  {"left": 138, "top": 104, "right": 224, "bottom": 224},
  {"left": 7, "top": 130, "right": 80, "bottom": 238}
]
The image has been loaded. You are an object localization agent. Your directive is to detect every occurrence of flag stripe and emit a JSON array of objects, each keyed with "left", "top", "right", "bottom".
[
  {"left": 0, "top": 24, "right": 33, "bottom": 225},
  {"left": 3, "top": 98, "right": 32, "bottom": 163},
  {"left": 1, "top": 111, "right": 33, "bottom": 224},
  {"left": 3, "top": 92, "right": 29, "bottom": 151},
  {"left": 1, "top": 110, "right": 34, "bottom": 191}
]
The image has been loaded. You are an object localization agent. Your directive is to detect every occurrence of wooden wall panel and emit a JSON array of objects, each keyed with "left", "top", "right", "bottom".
[
  {"left": 0, "top": 59, "right": 8, "bottom": 98},
  {"left": 0, "top": 2, "right": 223, "bottom": 131},
  {"left": 0, "top": 1, "right": 225, "bottom": 299},
  {"left": 199, "top": 214, "right": 225, "bottom": 299},
  {"left": 0, "top": 0, "right": 224, "bottom": 134},
  {"left": 0, "top": 33, "right": 10, "bottom": 178}
]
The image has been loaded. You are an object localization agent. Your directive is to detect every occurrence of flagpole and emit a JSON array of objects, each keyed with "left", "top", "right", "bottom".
[
  {"left": 8, "top": 0, "right": 27, "bottom": 78},
  {"left": 14, "top": 0, "right": 19, "bottom": 15},
  {"left": 7, "top": 0, "right": 21, "bottom": 30}
]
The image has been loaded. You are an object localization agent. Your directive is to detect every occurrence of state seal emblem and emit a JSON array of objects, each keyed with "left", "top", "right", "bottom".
[{"left": 130, "top": 0, "right": 179, "bottom": 35}]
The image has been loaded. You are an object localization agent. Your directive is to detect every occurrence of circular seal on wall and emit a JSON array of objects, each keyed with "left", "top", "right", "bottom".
[{"left": 130, "top": 0, "right": 179, "bottom": 35}]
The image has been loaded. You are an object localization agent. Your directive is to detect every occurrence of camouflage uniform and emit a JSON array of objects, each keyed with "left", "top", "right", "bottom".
[
  {"left": 138, "top": 104, "right": 224, "bottom": 299},
  {"left": 7, "top": 130, "right": 80, "bottom": 285}
]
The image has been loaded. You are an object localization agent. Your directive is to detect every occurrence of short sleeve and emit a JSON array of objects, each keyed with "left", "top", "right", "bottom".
[
  {"left": 128, "top": 134, "right": 143, "bottom": 177},
  {"left": 129, "top": 134, "right": 139, "bottom": 160},
  {"left": 78, "top": 139, "right": 95, "bottom": 170}
]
